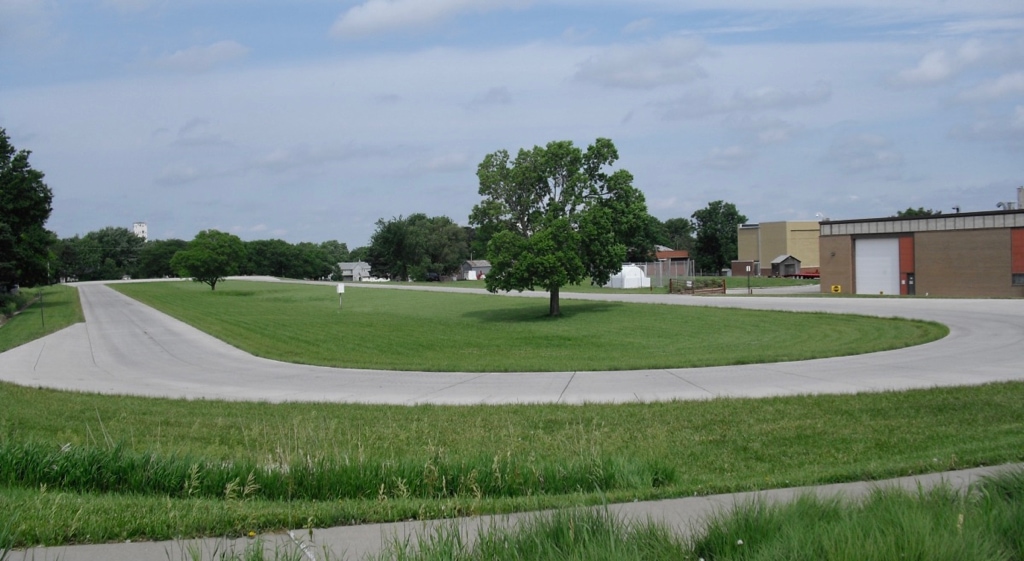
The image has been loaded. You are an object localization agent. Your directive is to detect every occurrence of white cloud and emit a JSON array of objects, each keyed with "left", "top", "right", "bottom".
[
  {"left": 467, "top": 86, "right": 512, "bottom": 107},
  {"left": 951, "top": 105, "right": 1024, "bottom": 149},
  {"left": 101, "top": 0, "right": 161, "bottom": 13},
  {"left": 172, "top": 117, "right": 228, "bottom": 147},
  {"left": 156, "top": 164, "right": 201, "bottom": 186},
  {"left": 940, "top": 17, "right": 1024, "bottom": 35},
  {"left": 416, "top": 152, "right": 472, "bottom": 173},
  {"left": 701, "top": 145, "right": 755, "bottom": 170},
  {"left": 957, "top": 72, "right": 1024, "bottom": 101},
  {"left": 724, "top": 116, "right": 802, "bottom": 144},
  {"left": 656, "top": 81, "right": 831, "bottom": 120},
  {"left": 331, "top": 0, "right": 523, "bottom": 37},
  {"left": 890, "top": 40, "right": 985, "bottom": 87},
  {"left": 0, "top": 0, "right": 56, "bottom": 48},
  {"left": 824, "top": 134, "right": 905, "bottom": 174},
  {"left": 730, "top": 81, "right": 832, "bottom": 110},
  {"left": 574, "top": 36, "right": 707, "bottom": 89},
  {"left": 156, "top": 40, "right": 249, "bottom": 73},
  {"left": 623, "top": 18, "right": 656, "bottom": 34}
]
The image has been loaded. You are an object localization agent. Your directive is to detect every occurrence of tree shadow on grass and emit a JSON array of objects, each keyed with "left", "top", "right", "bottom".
[
  {"left": 462, "top": 300, "right": 623, "bottom": 323},
  {"left": 210, "top": 290, "right": 257, "bottom": 297}
]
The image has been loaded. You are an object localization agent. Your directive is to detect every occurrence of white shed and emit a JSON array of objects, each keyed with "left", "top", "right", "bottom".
[{"left": 604, "top": 265, "right": 651, "bottom": 289}]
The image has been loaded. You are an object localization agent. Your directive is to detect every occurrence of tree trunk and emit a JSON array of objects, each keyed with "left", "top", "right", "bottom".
[{"left": 549, "top": 286, "right": 560, "bottom": 316}]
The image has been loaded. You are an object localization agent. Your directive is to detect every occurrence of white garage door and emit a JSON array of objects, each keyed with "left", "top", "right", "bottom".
[{"left": 855, "top": 238, "right": 900, "bottom": 295}]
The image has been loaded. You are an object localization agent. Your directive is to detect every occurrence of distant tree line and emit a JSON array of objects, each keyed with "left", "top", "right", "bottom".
[
  {"left": 52, "top": 228, "right": 355, "bottom": 285},
  {"left": 3, "top": 124, "right": 748, "bottom": 306}
]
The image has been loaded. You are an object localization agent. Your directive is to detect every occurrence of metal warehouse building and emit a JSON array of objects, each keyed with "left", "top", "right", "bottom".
[{"left": 819, "top": 209, "right": 1024, "bottom": 297}]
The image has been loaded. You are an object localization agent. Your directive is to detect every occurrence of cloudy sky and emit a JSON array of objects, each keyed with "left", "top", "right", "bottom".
[{"left": 2, "top": 1, "right": 1023, "bottom": 246}]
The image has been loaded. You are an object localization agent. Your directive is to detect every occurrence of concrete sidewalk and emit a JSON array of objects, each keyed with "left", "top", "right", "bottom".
[{"left": 10, "top": 463, "right": 1019, "bottom": 561}]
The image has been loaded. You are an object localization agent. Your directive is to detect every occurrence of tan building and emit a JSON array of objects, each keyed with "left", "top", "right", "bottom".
[
  {"left": 737, "top": 221, "right": 820, "bottom": 276},
  {"left": 818, "top": 210, "right": 1024, "bottom": 297}
]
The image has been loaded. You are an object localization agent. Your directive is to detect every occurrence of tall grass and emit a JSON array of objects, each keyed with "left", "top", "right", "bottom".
[
  {"left": 374, "top": 508, "right": 689, "bottom": 561},
  {"left": 0, "top": 441, "right": 673, "bottom": 501},
  {"left": 376, "top": 469, "right": 1024, "bottom": 561},
  {"left": 689, "top": 469, "right": 1024, "bottom": 561}
]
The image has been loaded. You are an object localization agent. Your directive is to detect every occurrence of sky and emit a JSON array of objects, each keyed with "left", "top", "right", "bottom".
[{"left": 2, "top": 1, "right": 1023, "bottom": 247}]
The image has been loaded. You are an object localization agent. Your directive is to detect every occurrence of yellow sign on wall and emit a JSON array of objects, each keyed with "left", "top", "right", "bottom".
[{"left": 831, "top": 285, "right": 842, "bottom": 293}]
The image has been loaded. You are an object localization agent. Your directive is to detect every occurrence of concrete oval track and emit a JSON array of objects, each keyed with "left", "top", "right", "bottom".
[{"left": 1, "top": 281, "right": 1022, "bottom": 404}]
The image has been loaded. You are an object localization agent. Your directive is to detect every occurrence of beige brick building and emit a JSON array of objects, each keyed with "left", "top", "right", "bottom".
[{"left": 737, "top": 221, "right": 820, "bottom": 276}]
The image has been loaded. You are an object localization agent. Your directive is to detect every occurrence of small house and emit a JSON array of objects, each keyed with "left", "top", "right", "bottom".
[
  {"left": 770, "top": 255, "right": 801, "bottom": 277},
  {"left": 338, "top": 261, "right": 372, "bottom": 282},
  {"left": 460, "top": 260, "right": 491, "bottom": 281}
]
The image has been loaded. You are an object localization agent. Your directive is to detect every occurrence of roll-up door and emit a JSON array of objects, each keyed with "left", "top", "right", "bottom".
[{"left": 855, "top": 238, "right": 900, "bottom": 295}]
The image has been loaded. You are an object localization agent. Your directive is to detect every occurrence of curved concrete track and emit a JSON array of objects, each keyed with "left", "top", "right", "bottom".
[{"left": 1, "top": 281, "right": 1022, "bottom": 404}]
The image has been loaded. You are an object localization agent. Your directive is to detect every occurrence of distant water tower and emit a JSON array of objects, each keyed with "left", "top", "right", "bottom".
[{"left": 133, "top": 221, "right": 148, "bottom": 240}]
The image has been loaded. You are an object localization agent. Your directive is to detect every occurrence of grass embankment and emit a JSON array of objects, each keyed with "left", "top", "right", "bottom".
[
  {"left": 111, "top": 280, "right": 942, "bottom": 372},
  {"left": 2, "top": 380, "right": 1023, "bottom": 547},
  {"left": 0, "top": 284, "right": 83, "bottom": 353}
]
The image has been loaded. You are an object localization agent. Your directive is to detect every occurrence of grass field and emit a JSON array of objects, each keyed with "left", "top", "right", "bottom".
[
  {"left": 0, "top": 284, "right": 83, "bottom": 353},
  {"left": 2, "top": 378, "right": 1023, "bottom": 547},
  {"left": 1, "top": 281, "right": 1017, "bottom": 552},
  {"left": 110, "top": 280, "right": 943, "bottom": 372}
]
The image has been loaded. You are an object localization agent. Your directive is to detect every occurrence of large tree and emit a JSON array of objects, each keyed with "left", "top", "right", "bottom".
[
  {"left": 170, "top": 230, "right": 246, "bottom": 290},
  {"left": 661, "top": 217, "right": 695, "bottom": 252},
  {"left": 136, "top": 238, "right": 188, "bottom": 279},
  {"left": 84, "top": 226, "right": 145, "bottom": 280},
  {"left": 366, "top": 214, "right": 468, "bottom": 281},
  {"left": 0, "top": 128, "right": 54, "bottom": 290},
  {"left": 470, "top": 138, "right": 649, "bottom": 316},
  {"left": 691, "top": 200, "right": 747, "bottom": 274}
]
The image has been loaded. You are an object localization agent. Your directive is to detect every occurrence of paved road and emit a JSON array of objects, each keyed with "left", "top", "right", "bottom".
[{"left": 1, "top": 280, "right": 1022, "bottom": 404}]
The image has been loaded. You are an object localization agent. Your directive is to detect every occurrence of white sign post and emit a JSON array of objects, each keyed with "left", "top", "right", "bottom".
[{"left": 336, "top": 283, "right": 345, "bottom": 309}]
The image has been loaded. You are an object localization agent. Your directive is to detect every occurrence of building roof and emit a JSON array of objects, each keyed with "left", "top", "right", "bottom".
[
  {"left": 338, "top": 261, "right": 370, "bottom": 270},
  {"left": 771, "top": 254, "right": 800, "bottom": 264},
  {"left": 655, "top": 249, "right": 689, "bottom": 260},
  {"left": 820, "top": 209, "right": 1024, "bottom": 237},
  {"left": 464, "top": 260, "right": 491, "bottom": 268}
]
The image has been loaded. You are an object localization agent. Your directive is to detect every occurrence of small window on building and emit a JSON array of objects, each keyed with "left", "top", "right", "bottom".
[{"left": 1013, "top": 273, "right": 1024, "bottom": 286}]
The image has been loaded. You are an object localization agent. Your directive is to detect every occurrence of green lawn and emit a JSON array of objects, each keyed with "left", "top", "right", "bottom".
[
  {"left": 1, "top": 381, "right": 1023, "bottom": 547},
  {"left": 0, "top": 284, "right": 83, "bottom": 353},
  {"left": 1, "top": 280, "right": 1012, "bottom": 550},
  {"left": 110, "top": 280, "right": 943, "bottom": 372}
]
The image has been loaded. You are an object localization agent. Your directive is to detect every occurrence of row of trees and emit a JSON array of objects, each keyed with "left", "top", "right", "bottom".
[
  {"left": 2, "top": 126, "right": 746, "bottom": 313},
  {"left": 52, "top": 229, "right": 354, "bottom": 285}
]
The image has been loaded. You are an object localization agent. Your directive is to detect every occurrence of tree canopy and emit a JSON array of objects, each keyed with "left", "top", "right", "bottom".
[
  {"left": 0, "top": 127, "right": 54, "bottom": 290},
  {"left": 469, "top": 138, "right": 650, "bottom": 316},
  {"left": 691, "top": 200, "right": 747, "bottom": 274},
  {"left": 136, "top": 238, "right": 188, "bottom": 279},
  {"left": 367, "top": 214, "right": 468, "bottom": 281},
  {"left": 170, "top": 230, "right": 246, "bottom": 290},
  {"left": 895, "top": 207, "right": 941, "bottom": 217}
]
